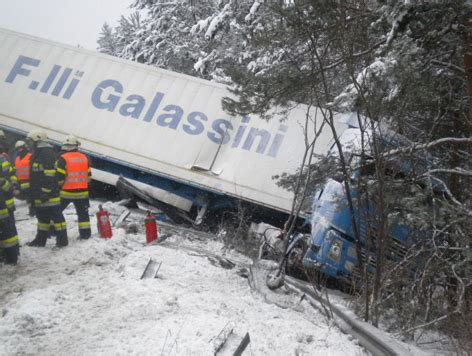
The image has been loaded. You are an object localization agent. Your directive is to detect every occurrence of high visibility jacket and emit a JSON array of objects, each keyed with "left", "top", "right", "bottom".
[
  {"left": 57, "top": 151, "right": 90, "bottom": 191},
  {"left": 15, "top": 152, "right": 32, "bottom": 189}
]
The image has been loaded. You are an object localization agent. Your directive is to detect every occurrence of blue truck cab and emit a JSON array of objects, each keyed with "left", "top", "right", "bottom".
[{"left": 301, "top": 178, "right": 411, "bottom": 284}]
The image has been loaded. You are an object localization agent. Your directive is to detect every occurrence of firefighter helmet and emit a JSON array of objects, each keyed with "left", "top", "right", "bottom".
[
  {"left": 62, "top": 135, "right": 81, "bottom": 147},
  {"left": 26, "top": 129, "right": 48, "bottom": 142},
  {"left": 15, "top": 140, "right": 27, "bottom": 149},
  {"left": 0, "top": 129, "right": 5, "bottom": 138},
  {"left": 62, "top": 135, "right": 80, "bottom": 150}
]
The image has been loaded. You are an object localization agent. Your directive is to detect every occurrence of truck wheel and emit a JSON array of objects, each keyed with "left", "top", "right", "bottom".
[{"left": 285, "top": 240, "right": 308, "bottom": 280}]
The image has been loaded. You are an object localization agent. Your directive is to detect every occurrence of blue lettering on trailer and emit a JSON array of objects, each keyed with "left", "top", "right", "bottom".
[
  {"left": 90, "top": 79, "right": 288, "bottom": 157},
  {"left": 5, "top": 55, "right": 83, "bottom": 99},
  {"left": 4, "top": 55, "right": 288, "bottom": 158}
]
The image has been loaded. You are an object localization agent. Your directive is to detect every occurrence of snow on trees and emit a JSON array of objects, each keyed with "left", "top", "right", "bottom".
[{"left": 98, "top": 0, "right": 472, "bottom": 351}]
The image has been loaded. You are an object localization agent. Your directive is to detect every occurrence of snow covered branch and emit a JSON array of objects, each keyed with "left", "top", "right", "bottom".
[
  {"left": 426, "top": 168, "right": 472, "bottom": 177},
  {"left": 384, "top": 137, "right": 472, "bottom": 158},
  {"left": 430, "top": 59, "right": 466, "bottom": 74}
]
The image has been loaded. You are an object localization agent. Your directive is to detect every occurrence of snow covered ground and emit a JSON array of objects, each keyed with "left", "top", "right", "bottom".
[{"left": 0, "top": 200, "right": 367, "bottom": 355}]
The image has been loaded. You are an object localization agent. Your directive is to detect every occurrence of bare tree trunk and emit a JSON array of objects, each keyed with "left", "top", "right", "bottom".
[
  {"left": 465, "top": 51, "right": 472, "bottom": 121},
  {"left": 273, "top": 104, "right": 325, "bottom": 279}
]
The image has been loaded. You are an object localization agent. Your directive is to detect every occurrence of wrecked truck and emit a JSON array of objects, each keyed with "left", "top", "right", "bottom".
[{"left": 0, "top": 28, "right": 352, "bottom": 225}]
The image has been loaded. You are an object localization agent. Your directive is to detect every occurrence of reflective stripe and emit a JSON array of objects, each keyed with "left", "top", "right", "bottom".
[
  {"left": 0, "top": 235, "right": 19, "bottom": 248},
  {"left": 54, "top": 222, "right": 67, "bottom": 231},
  {"left": 0, "top": 208, "right": 9, "bottom": 219},
  {"left": 32, "top": 163, "right": 43, "bottom": 172},
  {"left": 20, "top": 182, "right": 30, "bottom": 189},
  {"left": 44, "top": 169, "right": 56, "bottom": 177},
  {"left": 38, "top": 222, "right": 50, "bottom": 231},
  {"left": 5, "top": 198, "right": 14, "bottom": 208},
  {"left": 56, "top": 167, "right": 66, "bottom": 175},
  {"left": 65, "top": 176, "right": 89, "bottom": 182},
  {"left": 35, "top": 197, "right": 61, "bottom": 207},
  {"left": 68, "top": 157, "right": 87, "bottom": 163},
  {"left": 60, "top": 190, "right": 89, "bottom": 199},
  {"left": 79, "top": 221, "right": 91, "bottom": 228},
  {"left": 1, "top": 179, "right": 11, "bottom": 192},
  {"left": 67, "top": 172, "right": 87, "bottom": 177}
]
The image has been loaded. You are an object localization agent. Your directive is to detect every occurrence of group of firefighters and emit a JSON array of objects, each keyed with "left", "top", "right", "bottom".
[{"left": 0, "top": 128, "right": 91, "bottom": 265}]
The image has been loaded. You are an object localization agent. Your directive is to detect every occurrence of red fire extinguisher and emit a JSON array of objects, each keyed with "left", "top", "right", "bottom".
[
  {"left": 96, "top": 204, "right": 113, "bottom": 238},
  {"left": 145, "top": 210, "right": 158, "bottom": 244}
]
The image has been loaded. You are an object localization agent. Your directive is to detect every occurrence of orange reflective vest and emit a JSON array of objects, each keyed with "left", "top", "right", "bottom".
[
  {"left": 62, "top": 151, "right": 89, "bottom": 190},
  {"left": 15, "top": 153, "right": 32, "bottom": 182}
]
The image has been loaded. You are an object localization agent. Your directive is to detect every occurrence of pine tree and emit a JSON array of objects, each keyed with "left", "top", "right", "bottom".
[
  {"left": 114, "top": 12, "right": 143, "bottom": 57},
  {"left": 101, "top": 0, "right": 268, "bottom": 82},
  {"left": 115, "top": 0, "right": 218, "bottom": 75},
  {"left": 97, "top": 23, "right": 117, "bottom": 55}
]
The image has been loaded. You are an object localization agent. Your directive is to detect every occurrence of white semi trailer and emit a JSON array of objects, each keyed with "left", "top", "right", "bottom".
[{"left": 0, "top": 28, "right": 352, "bottom": 223}]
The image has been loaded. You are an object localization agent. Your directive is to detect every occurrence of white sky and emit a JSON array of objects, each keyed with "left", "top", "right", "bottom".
[{"left": 0, "top": 0, "right": 132, "bottom": 50}]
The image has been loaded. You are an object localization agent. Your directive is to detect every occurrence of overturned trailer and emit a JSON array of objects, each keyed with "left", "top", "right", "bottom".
[{"left": 0, "top": 28, "right": 352, "bottom": 224}]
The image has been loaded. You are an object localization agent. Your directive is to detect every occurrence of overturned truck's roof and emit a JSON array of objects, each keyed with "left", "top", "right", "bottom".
[{"left": 0, "top": 28, "right": 351, "bottom": 214}]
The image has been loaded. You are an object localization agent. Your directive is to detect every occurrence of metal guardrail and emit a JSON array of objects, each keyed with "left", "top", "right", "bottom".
[{"left": 285, "top": 276, "right": 414, "bottom": 356}]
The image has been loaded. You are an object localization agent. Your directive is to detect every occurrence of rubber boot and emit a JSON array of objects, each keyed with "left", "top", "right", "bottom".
[
  {"left": 27, "top": 235, "right": 47, "bottom": 247},
  {"left": 79, "top": 229, "right": 91, "bottom": 240},
  {"left": 4, "top": 245, "right": 18, "bottom": 264},
  {"left": 56, "top": 232, "right": 68, "bottom": 248}
]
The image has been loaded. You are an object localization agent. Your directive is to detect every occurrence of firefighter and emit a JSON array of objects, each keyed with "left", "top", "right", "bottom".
[
  {"left": 26, "top": 129, "right": 68, "bottom": 248},
  {"left": 14, "top": 140, "right": 35, "bottom": 216},
  {"left": 56, "top": 135, "right": 92, "bottom": 239},
  {"left": 0, "top": 129, "right": 8, "bottom": 156},
  {"left": 0, "top": 177, "right": 19, "bottom": 264},
  {"left": 14, "top": 141, "right": 32, "bottom": 197},
  {"left": 0, "top": 130, "right": 18, "bottom": 221}
]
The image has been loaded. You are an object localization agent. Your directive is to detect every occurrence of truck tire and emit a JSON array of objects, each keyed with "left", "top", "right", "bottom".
[{"left": 285, "top": 239, "right": 308, "bottom": 280}]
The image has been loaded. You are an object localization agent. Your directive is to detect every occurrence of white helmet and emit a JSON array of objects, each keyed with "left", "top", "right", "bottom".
[
  {"left": 15, "top": 140, "right": 27, "bottom": 149},
  {"left": 0, "top": 129, "right": 5, "bottom": 138},
  {"left": 62, "top": 135, "right": 81, "bottom": 147},
  {"left": 27, "top": 129, "right": 48, "bottom": 142}
]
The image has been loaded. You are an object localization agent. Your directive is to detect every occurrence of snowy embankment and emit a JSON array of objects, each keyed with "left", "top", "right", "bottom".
[{"left": 0, "top": 200, "right": 366, "bottom": 356}]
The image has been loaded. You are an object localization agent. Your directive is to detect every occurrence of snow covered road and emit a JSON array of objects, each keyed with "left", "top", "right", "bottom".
[{"left": 0, "top": 201, "right": 366, "bottom": 355}]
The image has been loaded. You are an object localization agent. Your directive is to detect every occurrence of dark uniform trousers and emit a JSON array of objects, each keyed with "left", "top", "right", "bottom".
[
  {"left": 33, "top": 204, "right": 68, "bottom": 247},
  {"left": 0, "top": 207, "right": 19, "bottom": 263},
  {"left": 28, "top": 143, "right": 68, "bottom": 248},
  {"left": 61, "top": 197, "right": 91, "bottom": 239},
  {"left": 0, "top": 217, "right": 18, "bottom": 263}
]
